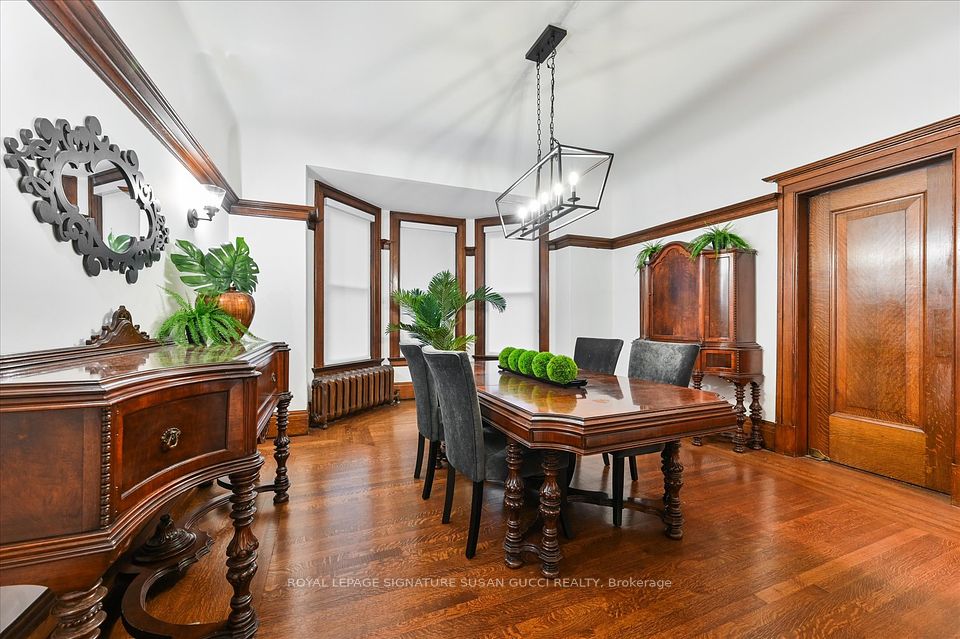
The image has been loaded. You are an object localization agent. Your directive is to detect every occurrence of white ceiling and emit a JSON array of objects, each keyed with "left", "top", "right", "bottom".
[{"left": 175, "top": 1, "right": 957, "bottom": 216}]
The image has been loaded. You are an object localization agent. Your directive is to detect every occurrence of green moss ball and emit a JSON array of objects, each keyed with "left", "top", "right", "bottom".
[
  {"left": 498, "top": 346, "right": 516, "bottom": 369},
  {"left": 507, "top": 349, "right": 525, "bottom": 371},
  {"left": 518, "top": 350, "right": 537, "bottom": 375},
  {"left": 531, "top": 352, "right": 555, "bottom": 379},
  {"left": 547, "top": 355, "right": 578, "bottom": 384}
]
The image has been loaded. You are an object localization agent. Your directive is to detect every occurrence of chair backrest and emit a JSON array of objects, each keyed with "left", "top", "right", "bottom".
[
  {"left": 574, "top": 337, "right": 624, "bottom": 374},
  {"left": 422, "top": 349, "right": 486, "bottom": 483},
  {"left": 400, "top": 343, "right": 442, "bottom": 441},
  {"left": 627, "top": 339, "right": 700, "bottom": 387}
]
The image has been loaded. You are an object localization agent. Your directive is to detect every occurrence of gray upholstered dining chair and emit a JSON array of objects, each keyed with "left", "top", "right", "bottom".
[
  {"left": 607, "top": 338, "right": 700, "bottom": 527},
  {"left": 400, "top": 344, "right": 444, "bottom": 500},
  {"left": 422, "top": 348, "right": 568, "bottom": 559},
  {"left": 573, "top": 337, "right": 624, "bottom": 469}
]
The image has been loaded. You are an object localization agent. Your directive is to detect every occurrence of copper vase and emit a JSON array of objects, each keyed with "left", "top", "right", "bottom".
[{"left": 217, "top": 288, "right": 255, "bottom": 329}]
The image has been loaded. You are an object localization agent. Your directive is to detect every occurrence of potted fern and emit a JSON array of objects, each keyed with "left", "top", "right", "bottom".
[
  {"left": 387, "top": 270, "right": 506, "bottom": 351},
  {"left": 634, "top": 241, "right": 664, "bottom": 271},
  {"left": 157, "top": 289, "right": 251, "bottom": 346},
  {"left": 687, "top": 223, "right": 752, "bottom": 259},
  {"left": 170, "top": 237, "right": 259, "bottom": 328}
]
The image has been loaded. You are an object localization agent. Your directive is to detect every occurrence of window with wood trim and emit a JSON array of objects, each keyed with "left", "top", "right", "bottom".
[{"left": 313, "top": 182, "right": 381, "bottom": 372}]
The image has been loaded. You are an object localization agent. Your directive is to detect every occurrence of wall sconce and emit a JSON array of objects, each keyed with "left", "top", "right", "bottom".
[{"left": 187, "top": 184, "right": 226, "bottom": 228}]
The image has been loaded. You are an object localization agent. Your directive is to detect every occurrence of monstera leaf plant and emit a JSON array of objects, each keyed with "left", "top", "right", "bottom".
[
  {"left": 170, "top": 237, "right": 260, "bottom": 328},
  {"left": 387, "top": 270, "right": 506, "bottom": 351}
]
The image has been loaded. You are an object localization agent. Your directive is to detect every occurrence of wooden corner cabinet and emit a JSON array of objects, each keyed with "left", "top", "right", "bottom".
[
  {"left": 0, "top": 307, "right": 292, "bottom": 638},
  {"left": 641, "top": 242, "right": 764, "bottom": 452}
]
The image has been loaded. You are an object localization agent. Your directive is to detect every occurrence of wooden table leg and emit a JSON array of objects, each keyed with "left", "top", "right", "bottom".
[
  {"left": 51, "top": 580, "right": 107, "bottom": 639},
  {"left": 661, "top": 441, "right": 684, "bottom": 540},
  {"left": 225, "top": 456, "right": 263, "bottom": 638},
  {"left": 503, "top": 440, "right": 524, "bottom": 569},
  {"left": 538, "top": 450, "right": 563, "bottom": 578},
  {"left": 691, "top": 371, "right": 704, "bottom": 446},
  {"left": 749, "top": 381, "right": 764, "bottom": 450},
  {"left": 273, "top": 391, "right": 293, "bottom": 504},
  {"left": 732, "top": 381, "right": 747, "bottom": 453}
]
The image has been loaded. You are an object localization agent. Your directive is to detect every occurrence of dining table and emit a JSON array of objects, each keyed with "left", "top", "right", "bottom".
[{"left": 474, "top": 360, "right": 737, "bottom": 578}]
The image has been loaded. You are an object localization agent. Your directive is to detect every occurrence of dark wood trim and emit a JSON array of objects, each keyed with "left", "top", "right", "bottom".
[
  {"left": 768, "top": 118, "right": 960, "bottom": 486},
  {"left": 545, "top": 193, "right": 779, "bottom": 252},
  {"left": 0, "top": 588, "right": 55, "bottom": 639},
  {"left": 764, "top": 115, "right": 960, "bottom": 185},
  {"left": 547, "top": 234, "right": 614, "bottom": 250},
  {"left": 265, "top": 410, "right": 309, "bottom": 438},
  {"left": 395, "top": 381, "right": 415, "bottom": 401},
  {"left": 312, "top": 182, "right": 382, "bottom": 370},
  {"left": 388, "top": 356, "right": 407, "bottom": 367},
  {"left": 380, "top": 239, "right": 391, "bottom": 250},
  {"left": 30, "top": 0, "right": 239, "bottom": 208},
  {"left": 474, "top": 217, "right": 499, "bottom": 358},
  {"left": 388, "top": 212, "right": 467, "bottom": 359},
  {"left": 312, "top": 358, "right": 384, "bottom": 375},
  {"left": 231, "top": 199, "right": 315, "bottom": 222},
  {"left": 465, "top": 246, "right": 476, "bottom": 257}
]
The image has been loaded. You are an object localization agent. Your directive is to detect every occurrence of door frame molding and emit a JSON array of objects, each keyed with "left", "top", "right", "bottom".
[{"left": 765, "top": 117, "right": 960, "bottom": 503}]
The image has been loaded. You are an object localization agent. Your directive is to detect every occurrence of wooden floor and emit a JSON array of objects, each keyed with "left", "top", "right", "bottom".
[{"left": 88, "top": 401, "right": 959, "bottom": 638}]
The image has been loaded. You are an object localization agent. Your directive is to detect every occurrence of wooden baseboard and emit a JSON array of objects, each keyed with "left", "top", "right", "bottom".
[
  {"left": 264, "top": 410, "right": 309, "bottom": 438},
  {"left": 395, "top": 381, "right": 415, "bottom": 400}
]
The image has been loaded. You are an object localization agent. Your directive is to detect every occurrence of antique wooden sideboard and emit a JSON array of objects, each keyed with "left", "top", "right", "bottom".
[
  {"left": 0, "top": 307, "right": 291, "bottom": 638},
  {"left": 640, "top": 241, "right": 763, "bottom": 452}
]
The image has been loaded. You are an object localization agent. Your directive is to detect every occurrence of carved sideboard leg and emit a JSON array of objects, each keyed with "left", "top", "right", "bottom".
[
  {"left": 749, "top": 382, "right": 764, "bottom": 450},
  {"left": 691, "top": 371, "right": 704, "bottom": 446},
  {"left": 225, "top": 457, "right": 263, "bottom": 638},
  {"left": 503, "top": 440, "right": 525, "bottom": 569},
  {"left": 661, "top": 441, "right": 684, "bottom": 540},
  {"left": 732, "top": 381, "right": 747, "bottom": 453},
  {"left": 273, "top": 391, "right": 293, "bottom": 504},
  {"left": 538, "top": 450, "right": 563, "bottom": 578},
  {"left": 51, "top": 580, "right": 107, "bottom": 639}
]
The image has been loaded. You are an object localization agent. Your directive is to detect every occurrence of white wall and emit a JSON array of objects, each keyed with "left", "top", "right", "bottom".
[
  {"left": 97, "top": 0, "right": 243, "bottom": 190},
  {"left": 0, "top": 1, "right": 231, "bottom": 354}
]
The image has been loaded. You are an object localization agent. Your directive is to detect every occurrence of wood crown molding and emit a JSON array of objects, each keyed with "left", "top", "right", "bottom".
[
  {"left": 231, "top": 199, "right": 315, "bottom": 222},
  {"left": 30, "top": 0, "right": 240, "bottom": 209},
  {"left": 547, "top": 193, "right": 779, "bottom": 251},
  {"left": 764, "top": 115, "right": 960, "bottom": 186}
]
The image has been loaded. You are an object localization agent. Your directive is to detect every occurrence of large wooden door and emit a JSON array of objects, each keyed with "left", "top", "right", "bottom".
[{"left": 808, "top": 159, "right": 955, "bottom": 492}]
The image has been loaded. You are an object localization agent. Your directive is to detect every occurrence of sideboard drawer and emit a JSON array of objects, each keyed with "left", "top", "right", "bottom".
[
  {"left": 118, "top": 381, "right": 239, "bottom": 501},
  {"left": 257, "top": 353, "right": 280, "bottom": 411}
]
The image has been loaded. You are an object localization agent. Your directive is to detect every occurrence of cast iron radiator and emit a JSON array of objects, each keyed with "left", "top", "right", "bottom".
[{"left": 310, "top": 364, "right": 396, "bottom": 428}]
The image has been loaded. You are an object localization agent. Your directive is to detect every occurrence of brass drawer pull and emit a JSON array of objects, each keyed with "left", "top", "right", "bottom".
[
  {"left": 271, "top": 372, "right": 277, "bottom": 383},
  {"left": 160, "top": 427, "right": 181, "bottom": 451}
]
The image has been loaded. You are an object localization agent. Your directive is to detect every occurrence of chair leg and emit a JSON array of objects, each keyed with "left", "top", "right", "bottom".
[
  {"left": 559, "top": 482, "right": 574, "bottom": 539},
  {"left": 414, "top": 434, "right": 425, "bottom": 479},
  {"left": 442, "top": 466, "right": 456, "bottom": 523},
  {"left": 566, "top": 453, "right": 578, "bottom": 488},
  {"left": 629, "top": 456, "right": 639, "bottom": 482},
  {"left": 422, "top": 440, "right": 440, "bottom": 500},
  {"left": 602, "top": 452, "right": 610, "bottom": 466},
  {"left": 612, "top": 456, "right": 624, "bottom": 527},
  {"left": 466, "top": 481, "right": 484, "bottom": 559}
]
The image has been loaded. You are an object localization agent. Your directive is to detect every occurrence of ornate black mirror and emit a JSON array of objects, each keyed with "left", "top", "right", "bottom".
[{"left": 3, "top": 116, "right": 168, "bottom": 283}]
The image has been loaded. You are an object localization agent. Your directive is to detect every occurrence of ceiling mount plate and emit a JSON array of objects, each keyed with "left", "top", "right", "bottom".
[{"left": 525, "top": 24, "right": 567, "bottom": 64}]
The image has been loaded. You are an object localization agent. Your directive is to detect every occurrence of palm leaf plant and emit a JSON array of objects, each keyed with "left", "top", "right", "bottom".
[
  {"left": 386, "top": 270, "right": 506, "bottom": 351},
  {"left": 157, "top": 288, "right": 252, "bottom": 346},
  {"left": 634, "top": 241, "right": 664, "bottom": 271},
  {"left": 170, "top": 237, "right": 259, "bottom": 295},
  {"left": 687, "top": 223, "right": 751, "bottom": 259}
]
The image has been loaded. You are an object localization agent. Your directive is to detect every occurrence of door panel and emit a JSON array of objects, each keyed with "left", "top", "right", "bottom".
[{"left": 808, "top": 159, "right": 955, "bottom": 492}]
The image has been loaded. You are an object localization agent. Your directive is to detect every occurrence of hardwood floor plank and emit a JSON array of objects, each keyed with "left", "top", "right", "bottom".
[{"left": 83, "top": 401, "right": 960, "bottom": 639}]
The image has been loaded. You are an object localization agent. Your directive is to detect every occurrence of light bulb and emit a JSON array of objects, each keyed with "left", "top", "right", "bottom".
[
  {"left": 518, "top": 206, "right": 527, "bottom": 220},
  {"left": 568, "top": 171, "right": 579, "bottom": 187},
  {"left": 553, "top": 182, "right": 563, "bottom": 196},
  {"left": 539, "top": 191, "right": 549, "bottom": 205},
  {"left": 529, "top": 198, "right": 539, "bottom": 212}
]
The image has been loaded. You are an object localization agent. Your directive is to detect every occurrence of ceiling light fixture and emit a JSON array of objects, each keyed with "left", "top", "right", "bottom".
[{"left": 496, "top": 25, "right": 613, "bottom": 241}]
